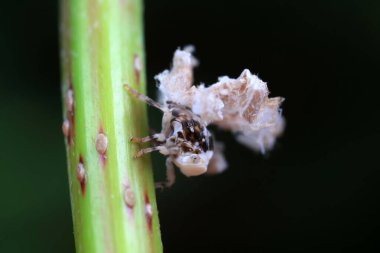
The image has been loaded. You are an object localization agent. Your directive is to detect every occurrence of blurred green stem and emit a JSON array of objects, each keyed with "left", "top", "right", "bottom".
[{"left": 60, "top": 0, "right": 162, "bottom": 252}]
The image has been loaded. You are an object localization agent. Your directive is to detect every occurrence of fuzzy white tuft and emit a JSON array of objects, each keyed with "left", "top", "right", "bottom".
[{"left": 155, "top": 48, "right": 285, "bottom": 153}]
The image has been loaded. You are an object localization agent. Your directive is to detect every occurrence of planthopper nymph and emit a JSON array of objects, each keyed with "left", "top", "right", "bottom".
[
  {"left": 125, "top": 85, "right": 214, "bottom": 187},
  {"left": 126, "top": 46, "right": 285, "bottom": 187}
]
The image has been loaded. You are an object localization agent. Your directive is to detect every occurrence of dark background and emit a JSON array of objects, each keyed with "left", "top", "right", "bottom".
[{"left": 1, "top": 0, "right": 379, "bottom": 252}]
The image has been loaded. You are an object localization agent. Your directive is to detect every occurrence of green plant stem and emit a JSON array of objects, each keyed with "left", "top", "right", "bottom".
[{"left": 60, "top": 0, "right": 162, "bottom": 252}]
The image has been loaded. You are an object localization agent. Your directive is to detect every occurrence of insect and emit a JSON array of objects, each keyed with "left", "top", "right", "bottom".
[
  {"left": 125, "top": 85, "right": 214, "bottom": 187},
  {"left": 126, "top": 47, "right": 285, "bottom": 187}
]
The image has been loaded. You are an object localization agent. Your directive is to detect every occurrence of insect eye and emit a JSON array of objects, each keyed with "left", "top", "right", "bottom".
[
  {"left": 172, "top": 109, "right": 180, "bottom": 117},
  {"left": 177, "top": 132, "right": 184, "bottom": 139},
  {"left": 190, "top": 154, "right": 200, "bottom": 163}
]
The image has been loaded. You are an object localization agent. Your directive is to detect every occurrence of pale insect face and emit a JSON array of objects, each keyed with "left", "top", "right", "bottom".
[{"left": 174, "top": 150, "right": 213, "bottom": 176}]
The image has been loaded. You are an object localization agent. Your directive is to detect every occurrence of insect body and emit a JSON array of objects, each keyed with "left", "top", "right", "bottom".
[
  {"left": 125, "top": 48, "right": 285, "bottom": 187},
  {"left": 125, "top": 85, "right": 214, "bottom": 187}
]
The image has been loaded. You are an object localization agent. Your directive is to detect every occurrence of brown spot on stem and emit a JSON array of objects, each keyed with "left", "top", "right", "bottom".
[
  {"left": 123, "top": 179, "right": 135, "bottom": 220},
  {"left": 96, "top": 133, "right": 108, "bottom": 154},
  {"left": 66, "top": 89, "right": 74, "bottom": 112},
  {"left": 145, "top": 192, "right": 153, "bottom": 232},
  {"left": 124, "top": 187, "right": 135, "bottom": 208},
  {"left": 77, "top": 155, "right": 86, "bottom": 196},
  {"left": 97, "top": 129, "right": 108, "bottom": 167},
  {"left": 134, "top": 54, "right": 141, "bottom": 85},
  {"left": 62, "top": 119, "right": 70, "bottom": 139},
  {"left": 65, "top": 85, "right": 76, "bottom": 146}
]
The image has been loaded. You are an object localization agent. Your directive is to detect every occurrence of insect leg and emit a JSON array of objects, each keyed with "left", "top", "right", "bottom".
[
  {"left": 130, "top": 133, "right": 166, "bottom": 143},
  {"left": 134, "top": 145, "right": 168, "bottom": 158},
  {"left": 154, "top": 157, "right": 176, "bottom": 189},
  {"left": 124, "top": 84, "right": 165, "bottom": 112},
  {"left": 165, "top": 157, "right": 176, "bottom": 187}
]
